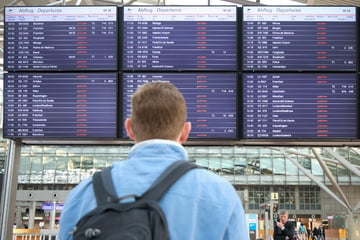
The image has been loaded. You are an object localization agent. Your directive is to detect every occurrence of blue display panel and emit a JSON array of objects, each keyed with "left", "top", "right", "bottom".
[
  {"left": 122, "top": 6, "right": 237, "bottom": 71},
  {"left": 4, "top": 6, "right": 117, "bottom": 71},
  {"left": 122, "top": 73, "right": 237, "bottom": 139},
  {"left": 243, "top": 73, "right": 357, "bottom": 139},
  {"left": 242, "top": 6, "right": 357, "bottom": 71},
  {"left": 4, "top": 73, "right": 117, "bottom": 138}
]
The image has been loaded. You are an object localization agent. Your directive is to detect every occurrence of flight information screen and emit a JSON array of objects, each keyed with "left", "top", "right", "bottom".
[
  {"left": 4, "top": 6, "right": 117, "bottom": 71},
  {"left": 242, "top": 73, "right": 357, "bottom": 139},
  {"left": 122, "top": 73, "right": 237, "bottom": 139},
  {"left": 3, "top": 73, "right": 117, "bottom": 138},
  {"left": 122, "top": 6, "right": 237, "bottom": 71},
  {"left": 242, "top": 6, "right": 357, "bottom": 71}
]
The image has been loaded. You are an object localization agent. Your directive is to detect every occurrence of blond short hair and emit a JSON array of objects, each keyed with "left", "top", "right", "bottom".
[{"left": 130, "top": 81, "right": 187, "bottom": 141}]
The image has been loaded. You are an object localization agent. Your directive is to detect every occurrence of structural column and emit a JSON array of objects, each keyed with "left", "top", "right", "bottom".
[
  {"left": 346, "top": 213, "right": 360, "bottom": 240},
  {"left": 28, "top": 201, "right": 36, "bottom": 229}
]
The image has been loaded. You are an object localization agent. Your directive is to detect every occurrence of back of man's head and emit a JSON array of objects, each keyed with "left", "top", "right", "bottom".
[{"left": 130, "top": 81, "right": 187, "bottom": 141}]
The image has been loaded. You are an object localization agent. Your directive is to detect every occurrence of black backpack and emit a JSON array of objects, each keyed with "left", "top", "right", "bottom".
[{"left": 72, "top": 160, "right": 196, "bottom": 240}]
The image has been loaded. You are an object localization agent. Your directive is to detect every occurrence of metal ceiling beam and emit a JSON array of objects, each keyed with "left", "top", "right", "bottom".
[
  {"left": 325, "top": 149, "right": 360, "bottom": 178},
  {"left": 277, "top": 148, "right": 352, "bottom": 213},
  {"left": 126, "top": 0, "right": 139, "bottom": 4},
  {"left": 312, "top": 148, "right": 352, "bottom": 210},
  {"left": 354, "top": 202, "right": 360, "bottom": 213},
  {"left": 221, "top": 0, "right": 263, "bottom": 5},
  {"left": 94, "top": 0, "right": 125, "bottom": 5},
  {"left": 269, "top": 147, "right": 360, "bottom": 170},
  {"left": 84, "top": 0, "right": 96, "bottom": 4},
  {"left": 4, "top": 0, "right": 23, "bottom": 7}
]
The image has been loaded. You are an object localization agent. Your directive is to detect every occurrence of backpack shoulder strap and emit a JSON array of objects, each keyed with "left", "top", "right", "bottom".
[
  {"left": 92, "top": 166, "right": 118, "bottom": 205},
  {"left": 93, "top": 161, "right": 197, "bottom": 204},
  {"left": 142, "top": 160, "right": 197, "bottom": 201}
]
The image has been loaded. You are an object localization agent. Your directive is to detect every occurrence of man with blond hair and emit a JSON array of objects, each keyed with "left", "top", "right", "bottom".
[{"left": 58, "top": 81, "right": 248, "bottom": 240}]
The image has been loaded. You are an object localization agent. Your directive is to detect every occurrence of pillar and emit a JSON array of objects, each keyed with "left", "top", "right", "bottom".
[{"left": 28, "top": 201, "right": 36, "bottom": 229}]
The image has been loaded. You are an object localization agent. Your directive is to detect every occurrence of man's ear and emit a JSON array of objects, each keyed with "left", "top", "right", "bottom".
[
  {"left": 125, "top": 118, "right": 135, "bottom": 140},
  {"left": 178, "top": 121, "right": 191, "bottom": 143}
]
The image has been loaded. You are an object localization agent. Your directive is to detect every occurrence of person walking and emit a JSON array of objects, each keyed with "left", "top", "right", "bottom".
[
  {"left": 313, "top": 225, "right": 321, "bottom": 240},
  {"left": 299, "top": 222, "right": 307, "bottom": 240}
]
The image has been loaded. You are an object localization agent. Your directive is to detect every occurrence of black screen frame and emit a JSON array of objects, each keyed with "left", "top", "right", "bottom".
[
  {"left": 241, "top": 5, "right": 358, "bottom": 73},
  {"left": 2, "top": 5, "right": 360, "bottom": 145},
  {"left": 3, "top": 72, "right": 120, "bottom": 140},
  {"left": 120, "top": 5, "right": 239, "bottom": 72},
  {"left": 3, "top": 5, "right": 119, "bottom": 72}
]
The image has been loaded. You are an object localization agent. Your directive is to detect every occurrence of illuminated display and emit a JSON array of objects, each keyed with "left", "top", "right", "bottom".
[
  {"left": 2, "top": 5, "right": 359, "bottom": 142},
  {"left": 122, "top": 6, "right": 237, "bottom": 71},
  {"left": 4, "top": 6, "right": 117, "bottom": 71},
  {"left": 243, "top": 73, "right": 357, "bottom": 139},
  {"left": 123, "top": 73, "right": 237, "bottom": 139},
  {"left": 4, "top": 73, "right": 117, "bottom": 138},
  {"left": 242, "top": 6, "right": 357, "bottom": 71}
]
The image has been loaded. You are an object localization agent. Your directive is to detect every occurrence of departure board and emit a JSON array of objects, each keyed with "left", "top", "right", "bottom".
[
  {"left": 122, "top": 6, "right": 237, "bottom": 71},
  {"left": 242, "top": 6, "right": 357, "bottom": 71},
  {"left": 4, "top": 6, "right": 117, "bottom": 71},
  {"left": 4, "top": 73, "right": 117, "bottom": 138},
  {"left": 243, "top": 73, "right": 357, "bottom": 139},
  {"left": 122, "top": 73, "right": 237, "bottom": 139}
]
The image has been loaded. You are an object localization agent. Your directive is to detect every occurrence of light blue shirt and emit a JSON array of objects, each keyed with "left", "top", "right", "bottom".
[{"left": 58, "top": 139, "right": 249, "bottom": 240}]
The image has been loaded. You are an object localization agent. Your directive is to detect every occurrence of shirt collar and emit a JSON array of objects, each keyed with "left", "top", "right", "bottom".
[{"left": 131, "top": 139, "right": 187, "bottom": 155}]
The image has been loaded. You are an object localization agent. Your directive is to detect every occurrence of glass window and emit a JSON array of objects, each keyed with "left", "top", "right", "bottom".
[
  {"left": 30, "top": 155, "right": 43, "bottom": 173},
  {"left": 260, "top": 150, "right": 273, "bottom": 175},
  {"left": 19, "top": 156, "right": 31, "bottom": 175},
  {"left": 311, "top": 159, "right": 323, "bottom": 175},
  {"left": 349, "top": 148, "right": 360, "bottom": 166},
  {"left": 81, "top": 156, "right": 94, "bottom": 169},
  {"left": 234, "top": 155, "right": 247, "bottom": 176},
  {"left": 43, "top": 156, "right": 55, "bottom": 170},
  {"left": 285, "top": 158, "right": 298, "bottom": 175},
  {"left": 209, "top": 148, "right": 222, "bottom": 169},
  {"left": 247, "top": 153, "right": 260, "bottom": 175},
  {"left": 299, "top": 186, "right": 321, "bottom": 210},
  {"left": 191, "top": 147, "right": 209, "bottom": 168},
  {"left": 8, "top": 145, "right": 360, "bottom": 187},
  {"left": 273, "top": 156, "right": 285, "bottom": 175},
  {"left": 248, "top": 186, "right": 270, "bottom": 209},
  {"left": 273, "top": 186, "right": 296, "bottom": 210}
]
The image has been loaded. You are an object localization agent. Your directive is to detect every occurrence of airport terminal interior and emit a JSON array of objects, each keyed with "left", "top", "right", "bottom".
[{"left": 1, "top": 0, "right": 360, "bottom": 239}]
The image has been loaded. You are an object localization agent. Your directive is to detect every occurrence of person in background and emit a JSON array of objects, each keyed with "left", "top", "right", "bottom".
[
  {"left": 273, "top": 209, "right": 295, "bottom": 240},
  {"left": 298, "top": 222, "right": 307, "bottom": 240},
  {"left": 321, "top": 224, "right": 326, "bottom": 240},
  {"left": 307, "top": 227, "right": 312, "bottom": 240},
  {"left": 58, "top": 81, "right": 249, "bottom": 240},
  {"left": 312, "top": 225, "right": 321, "bottom": 240}
]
